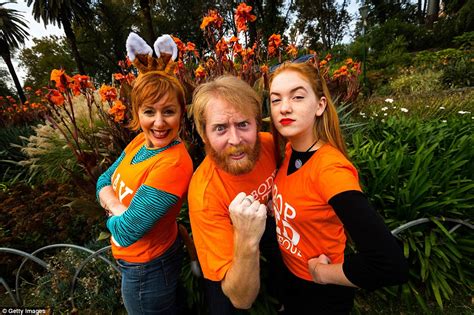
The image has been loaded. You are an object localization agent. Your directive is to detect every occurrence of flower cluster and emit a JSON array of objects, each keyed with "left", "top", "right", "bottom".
[{"left": 167, "top": 2, "right": 362, "bottom": 105}]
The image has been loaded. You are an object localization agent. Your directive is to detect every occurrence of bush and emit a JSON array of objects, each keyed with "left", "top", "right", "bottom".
[
  {"left": 440, "top": 56, "right": 474, "bottom": 88},
  {"left": 349, "top": 115, "right": 474, "bottom": 311},
  {"left": 387, "top": 68, "right": 442, "bottom": 95}
]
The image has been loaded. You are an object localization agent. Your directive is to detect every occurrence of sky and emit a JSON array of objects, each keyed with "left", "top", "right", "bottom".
[{"left": 2, "top": 0, "right": 361, "bottom": 87}]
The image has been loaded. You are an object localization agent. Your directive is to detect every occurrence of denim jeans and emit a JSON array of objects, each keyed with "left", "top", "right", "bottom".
[{"left": 117, "top": 236, "right": 184, "bottom": 315}]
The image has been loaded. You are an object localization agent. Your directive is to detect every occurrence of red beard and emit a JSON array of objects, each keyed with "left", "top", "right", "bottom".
[{"left": 206, "top": 136, "right": 261, "bottom": 175}]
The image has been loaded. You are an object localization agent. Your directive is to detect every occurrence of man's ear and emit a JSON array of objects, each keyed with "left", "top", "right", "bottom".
[{"left": 315, "top": 96, "right": 327, "bottom": 117}]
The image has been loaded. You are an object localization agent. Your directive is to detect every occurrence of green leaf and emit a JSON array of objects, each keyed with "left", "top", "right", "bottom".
[
  {"left": 430, "top": 281, "right": 444, "bottom": 309},
  {"left": 424, "top": 234, "right": 432, "bottom": 257},
  {"left": 97, "top": 231, "right": 111, "bottom": 241},
  {"left": 431, "top": 217, "right": 455, "bottom": 242}
]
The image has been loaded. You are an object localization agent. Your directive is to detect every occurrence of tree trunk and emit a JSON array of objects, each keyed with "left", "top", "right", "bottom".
[
  {"left": 140, "top": 0, "right": 156, "bottom": 44},
  {"left": 61, "top": 10, "right": 86, "bottom": 74},
  {"left": 426, "top": 0, "right": 440, "bottom": 28},
  {"left": 1, "top": 50, "right": 26, "bottom": 104}
]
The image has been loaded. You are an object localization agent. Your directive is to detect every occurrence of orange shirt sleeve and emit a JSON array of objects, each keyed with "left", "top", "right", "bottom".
[
  {"left": 190, "top": 203, "right": 234, "bottom": 281},
  {"left": 315, "top": 150, "right": 361, "bottom": 203},
  {"left": 144, "top": 151, "right": 193, "bottom": 197}
]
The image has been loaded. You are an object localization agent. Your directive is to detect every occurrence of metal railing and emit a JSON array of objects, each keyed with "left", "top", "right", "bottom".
[{"left": 1, "top": 217, "right": 472, "bottom": 307}]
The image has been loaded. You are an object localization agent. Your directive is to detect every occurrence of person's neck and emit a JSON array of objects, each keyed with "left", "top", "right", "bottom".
[{"left": 290, "top": 137, "right": 320, "bottom": 152}]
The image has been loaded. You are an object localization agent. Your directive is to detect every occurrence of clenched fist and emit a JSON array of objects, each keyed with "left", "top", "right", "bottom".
[{"left": 229, "top": 192, "right": 267, "bottom": 248}]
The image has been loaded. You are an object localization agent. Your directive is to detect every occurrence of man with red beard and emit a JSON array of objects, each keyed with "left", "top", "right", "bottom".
[{"left": 188, "top": 75, "right": 280, "bottom": 314}]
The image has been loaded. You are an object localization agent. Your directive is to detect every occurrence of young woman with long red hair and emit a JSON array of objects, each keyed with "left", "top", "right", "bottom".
[{"left": 269, "top": 61, "right": 408, "bottom": 313}]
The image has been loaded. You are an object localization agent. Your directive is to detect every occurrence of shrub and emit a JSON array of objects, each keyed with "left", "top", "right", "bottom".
[
  {"left": 440, "top": 56, "right": 474, "bottom": 88},
  {"left": 349, "top": 115, "right": 474, "bottom": 311},
  {"left": 387, "top": 68, "right": 442, "bottom": 95}
]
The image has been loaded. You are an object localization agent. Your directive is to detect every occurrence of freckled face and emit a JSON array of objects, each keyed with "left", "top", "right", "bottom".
[
  {"left": 139, "top": 92, "right": 182, "bottom": 149},
  {"left": 204, "top": 97, "right": 260, "bottom": 175},
  {"left": 270, "top": 70, "right": 326, "bottom": 145}
]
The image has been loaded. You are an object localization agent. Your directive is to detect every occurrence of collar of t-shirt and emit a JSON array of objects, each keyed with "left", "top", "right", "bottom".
[{"left": 287, "top": 147, "right": 318, "bottom": 175}]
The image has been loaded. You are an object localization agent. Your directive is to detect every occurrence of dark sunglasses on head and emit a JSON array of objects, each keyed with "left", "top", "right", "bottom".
[{"left": 269, "top": 54, "right": 315, "bottom": 74}]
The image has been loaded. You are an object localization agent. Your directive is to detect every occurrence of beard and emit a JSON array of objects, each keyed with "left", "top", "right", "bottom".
[{"left": 206, "top": 136, "right": 261, "bottom": 175}]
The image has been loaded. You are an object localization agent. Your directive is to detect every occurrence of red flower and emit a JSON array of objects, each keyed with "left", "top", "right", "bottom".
[
  {"left": 71, "top": 74, "right": 94, "bottom": 96},
  {"left": 46, "top": 89, "right": 65, "bottom": 106},
  {"left": 215, "top": 38, "right": 229, "bottom": 59},
  {"left": 99, "top": 85, "right": 117, "bottom": 102},
  {"left": 286, "top": 44, "right": 298, "bottom": 58},
  {"left": 268, "top": 34, "right": 282, "bottom": 57},
  {"left": 50, "top": 69, "right": 72, "bottom": 92},
  {"left": 200, "top": 9, "right": 223, "bottom": 30},
  {"left": 108, "top": 100, "right": 127, "bottom": 122},
  {"left": 234, "top": 3, "right": 256, "bottom": 32},
  {"left": 171, "top": 36, "right": 186, "bottom": 56},
  {"left": 195, "top": 65, "right": 206, "bottom": 79},
  {"left": 114, "top": 73, "right": 126, "bottom": 81}
]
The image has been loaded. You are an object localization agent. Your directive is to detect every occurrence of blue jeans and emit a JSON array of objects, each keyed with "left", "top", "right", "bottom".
[{"left": 117, "top": 236, "right": 184, "bottom": 315}]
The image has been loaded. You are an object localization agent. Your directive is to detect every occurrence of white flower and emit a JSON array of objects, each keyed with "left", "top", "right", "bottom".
[
  {"left": 440, "top": 106, "right": 445, "bottom": 110},
  {"left": 381, "top": 106, "right": 388, "bottom": 111},
  {"left": 401, "top": 108, "right": 409, "bottom": 112},
  {"left": 442, "top": 120, "right": 447, "bottom": 123},
  {"left": 359, "top": 112, "right": 366, "bottom": 116},
  {"left": 385, "top": 98, "right": 394, "bottom": 103},
  {"left": 381, "top": 119, "right": 385, "bottom": 123},
  {"left": 384, "top": 113, "right": 388, "bottom": 116},
  {"left": 458, "top": 110, "right": 471, "bottom": 115}
]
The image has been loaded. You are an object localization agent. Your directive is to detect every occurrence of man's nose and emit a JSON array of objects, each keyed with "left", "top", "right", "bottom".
[{"left": 228, "top": 127, "right": 241, "bottom": 145}]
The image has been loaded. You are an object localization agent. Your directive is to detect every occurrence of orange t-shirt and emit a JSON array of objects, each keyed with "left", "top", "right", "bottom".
[
  {"left": 188, "top": 132, "right": 277, "bottom": 281},
  {"left": 110, "top": 133, "right": 193, "bottom": 263},
  {"left": 272, "top": 143, "right": 361, "bottom": 281}
]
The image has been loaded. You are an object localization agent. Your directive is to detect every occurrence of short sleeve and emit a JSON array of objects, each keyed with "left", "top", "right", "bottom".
[
  {"left": 189, "top": 203, "right": 234, "bottom": 281},
  {"left": 316, "top": 160, "right": 361, "bottom": 203},
  {"left": 144, "top": 161, "right": 193, "bottom": 197}
]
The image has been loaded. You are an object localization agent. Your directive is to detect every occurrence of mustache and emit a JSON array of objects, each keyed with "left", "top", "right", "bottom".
[{"left": 224, "top": 145, "right": 250, "bottom": 155}]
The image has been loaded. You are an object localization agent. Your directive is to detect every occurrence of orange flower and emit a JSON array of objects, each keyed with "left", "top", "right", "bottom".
[
  {"left": 286, "top": 44, "right": 298, "bottom": 58},
  {"left": 205, "top": 57, "right": 216, "bottom": 69},
  {"left": 200, "top": 9, "right": 223, "bottom": 30},
  {"left": 195, "top": 65, "right": 206, "bottom": 79},
  {"left": 215, "top": 38, "right": 229, "bottom": 57},
  {"left": 345, "top": 58, "right": 353, "bottom": 65},
  {"left": 71, "top": 74, "right": 93, "bottom": 96},
  {"left": 268, "top": 34, "right": 282, "bottom": 57},
  {"left": 99, "top": 85, "right": 117, "bottom": 102},
  {"left": 50, "top": 69, "right": 72, "bottom": 92},
  {"left": 325, "top": 53, "right": 332, "bottom": 61},
  {"left": 172, "top": 36, "right": 186, "bottom": 55},
  {"left": 108, "top": 100, "right": 127, "bottom": 122},
  {"left": 234, "top": 3, "right": 256, "bottom": 32},
  {"left": 46, "top": 89, "right": 65, "bottom": 106},
  {"left": 25, "top": 86, "right": 32, "bottom": 91},
  {"left": 35, "top": 89, "right": 43, "bottom": 97},
  {"left": 260, "top": 64, "right": 269, "bottom": 73},
  {"left": 114, "top": 73, "right": 125, "bottom": 81},
  {"left": 319, "top": 60, "right": 328, "bottom": 67}
]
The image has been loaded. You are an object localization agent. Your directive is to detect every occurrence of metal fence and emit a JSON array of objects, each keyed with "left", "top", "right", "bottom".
[{"left": 1, "top": 217, "right": 472, "bottom": 307}]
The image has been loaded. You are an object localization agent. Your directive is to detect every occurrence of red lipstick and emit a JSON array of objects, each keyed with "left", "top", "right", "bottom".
[{"left": 280, "top": 118, "right": 294, "bottom": 126}]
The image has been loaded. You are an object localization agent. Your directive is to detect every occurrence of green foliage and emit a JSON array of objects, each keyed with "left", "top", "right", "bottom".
[
  {"left": 440, "top": 56, "right": 474, "bottom": 88},
  {"left": 19, "top": 248, "right": 123, "bottom": 313},
  {"left": 19, "top": 36, "right": 76, "bottom": 90},
  {"left": 387, "top": 69, "right": 442, "bottom": 96},
  {"left": 0, "top": 124, "right": 34, "bottom": 184},
  {"left": 349, "top": 114, "right": 474, "bottom": 311},
  {"left": 452, "top": 31, "right": 474, "bottom": 50},
  {"left": 368, "top": 19, "right": 427, "bottom": 54}
]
